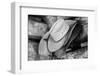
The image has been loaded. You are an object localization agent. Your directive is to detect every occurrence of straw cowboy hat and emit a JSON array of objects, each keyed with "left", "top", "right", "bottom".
[{"left": 38, "top": 19, "right": 76, "bottom": 56}]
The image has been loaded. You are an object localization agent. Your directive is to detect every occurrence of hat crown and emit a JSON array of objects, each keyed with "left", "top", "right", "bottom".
[{"left": 50, "top": 19, "right": 69, "bottom": 41}]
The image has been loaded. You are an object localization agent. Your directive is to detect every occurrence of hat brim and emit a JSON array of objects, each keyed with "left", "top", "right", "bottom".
[{"left": 38, "top": 32, "right": 50, "bottom": 56}]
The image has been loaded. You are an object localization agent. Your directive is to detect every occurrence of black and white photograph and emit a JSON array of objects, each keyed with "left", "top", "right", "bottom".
[
  {"left": 10, "top": 2, "right": 97, "bottom": 74},
  {"left": 28, "top": 15, "right": 88, "bottom": 61}
]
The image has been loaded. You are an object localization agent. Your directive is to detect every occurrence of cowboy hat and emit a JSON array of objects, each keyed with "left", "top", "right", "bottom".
[{"left": 38, "top": 19, "right": 76, "bottom": 56}]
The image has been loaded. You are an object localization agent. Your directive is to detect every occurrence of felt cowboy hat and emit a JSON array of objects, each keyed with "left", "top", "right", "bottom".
[{"left": 38, "top": 19, "right": 76, "bottom": 56}]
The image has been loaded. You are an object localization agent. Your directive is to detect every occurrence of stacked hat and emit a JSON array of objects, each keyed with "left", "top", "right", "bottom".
[{"left": 38, "top": 19, "right": 76, "bottom": 56}]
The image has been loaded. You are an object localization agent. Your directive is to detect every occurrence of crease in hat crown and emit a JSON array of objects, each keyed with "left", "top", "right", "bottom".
[{"left": 50, "top": 19, "right": 70, "bottom": 41}]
